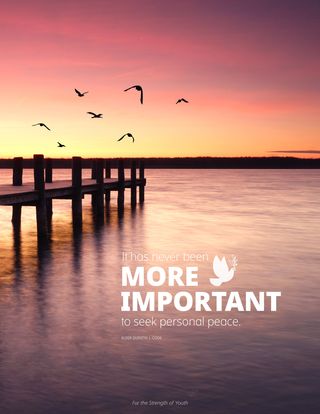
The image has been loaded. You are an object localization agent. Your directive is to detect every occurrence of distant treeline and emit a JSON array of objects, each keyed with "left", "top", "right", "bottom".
[{"left": 0, "top": 157, "right": 320, "bottom": 169}]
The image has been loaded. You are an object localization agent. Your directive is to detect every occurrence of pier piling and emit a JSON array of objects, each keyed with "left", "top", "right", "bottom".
[
  {"left": 95, "top": 158, "right": 105, "bottom": 221},
  {"left": 13, "top": 157, "right": 23, "bottom": 186},
  {"left": 117, "top": 159, "right": 125, "bottom": 213},
  {"left": 34, "top": 154, "right": 48, "bottom": 240},
  {"left": 45, "top": 158, "right": 53, "bottom": 183},
  {"left": 139, "top": 160, "right": 145, "bottom": 204},
  {"left": 105, "top": 159, "right": 111, "bottom": 209},
  {"left": 72, "top": 156, "right": 83, "bottom": 229},
  {"left": 131, "top": 160, "right": 137, "bottom": 208},
  {"left": 91, "top": 159, "right": 97, "bottom": 206},
  {"left": 11, "top": 157, "right": 23, "bottom": 227},
  {"left": 45, "top": 158, "right": 53, "bottom": 221}
]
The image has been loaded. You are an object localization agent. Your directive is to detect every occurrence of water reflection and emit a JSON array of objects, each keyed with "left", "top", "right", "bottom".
[{"left": 0, "top": 170, "right": 320, "bottom": 413}]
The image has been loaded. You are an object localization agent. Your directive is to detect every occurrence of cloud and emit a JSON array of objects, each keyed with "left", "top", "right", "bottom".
[{"left": 269, "top": 150, "right": 320, "bottom": 154}]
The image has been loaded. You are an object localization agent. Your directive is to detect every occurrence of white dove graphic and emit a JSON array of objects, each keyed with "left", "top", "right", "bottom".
[{"left": 210, "top": 256, "right": 237, "bottom": 286}]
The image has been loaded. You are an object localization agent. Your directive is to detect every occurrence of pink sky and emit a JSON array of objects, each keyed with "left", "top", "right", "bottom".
[{"left": 0, "top": 0, "right": 319, "bottom": 157}]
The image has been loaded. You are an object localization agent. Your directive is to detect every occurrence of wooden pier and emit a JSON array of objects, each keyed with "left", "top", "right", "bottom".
[{"left": 0, "top": 155, "right": 146, "bottom": 240}]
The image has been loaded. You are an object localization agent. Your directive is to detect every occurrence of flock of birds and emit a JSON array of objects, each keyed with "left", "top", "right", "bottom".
[{"left": 32, "top": 85, "right": 189, "bottom": 148}]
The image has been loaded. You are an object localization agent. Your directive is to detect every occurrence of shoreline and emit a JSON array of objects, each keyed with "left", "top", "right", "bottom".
[{"left": 1, "top": 156, "right": 320, "bottom": 169}]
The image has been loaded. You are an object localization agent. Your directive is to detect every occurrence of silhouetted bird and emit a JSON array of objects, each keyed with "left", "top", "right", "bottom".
[
  {"left": 57, "top": 141, "right": 65, "bottom": 147},
  {"left": 87, "top": 112, "right": 103, "bottom": 118},
  {"left": 176, "top": 98, "right": 189, "bottom": 104},
  {"left": 75, "top": 88, "right": 88, "bottom": 97},
  {"left": 32, "top": 122, "right": 51, "bottom": 130},
  {"left": 124, "top": 85, "right": 143, "bottom": 104},
  {"left": 118, "top": 133, "right": 134, "bottom": 143}
]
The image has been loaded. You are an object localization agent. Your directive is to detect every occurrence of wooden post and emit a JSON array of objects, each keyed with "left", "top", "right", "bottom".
[
  {"left": 139, "top": 160, "right": 145, "bottom": 204},
  {"left": 95, "top": 158, "right": 104, "bottom": 221},
  {"left": 117, "top": 159, "right": 125, "bottom": 213},
  {"left": 105, "top": 159, "right": 111, "bottom": 208},
  {"left": 13, "top": 157, "right": 23, "bottom": 185},
  {"left": 91, "top": 159, "right": 97, "bottom": 206},
  {"left": 45, "top": 158, "right": 53, "bottom": 221},
  {"left": 131, "top": 159, "right": 137, "bottom": 208},
  {"left": 91, "top": 159, "right": 97, "bottom": 179},
  {"left": 11, "top": 157, "right": 23, "bottom": 226},
  {"left": 45, "top": 158, "right": 53, "bottom": 183},
  {"left": 34, "top": 154, "right": 48, "bottom": 240},
  {"left": 72, "top": 156, "right": 82, "bottom": 229}
]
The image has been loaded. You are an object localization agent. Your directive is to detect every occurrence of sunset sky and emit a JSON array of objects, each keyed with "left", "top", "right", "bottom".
[{"left": 0, "top": 0, "right": 319, "bottom": 158}]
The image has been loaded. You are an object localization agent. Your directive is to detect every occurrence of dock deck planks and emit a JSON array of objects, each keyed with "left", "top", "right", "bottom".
[{"left": 0, "top": 178, "right": 144, "bottom": 205}]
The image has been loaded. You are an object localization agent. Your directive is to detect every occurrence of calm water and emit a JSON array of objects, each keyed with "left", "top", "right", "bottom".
[{"left": 0, "top": 169, "right": 319, "bottom": 414}]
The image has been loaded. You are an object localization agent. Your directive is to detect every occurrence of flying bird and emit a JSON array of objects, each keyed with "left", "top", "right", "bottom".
[
  {"left": 87, "top": 112, "right": 103, "bottom": 118},
  {"left": 75, "top": 88, "right": 88, "bottom": 97},
  {"left": 57, "top": 142, "right": 66, "bottom": 148},
  {"left": 124, "top": 85, "right": 143, "bottom": 104},
  {"left": 117, "top": 133, "right": 134, "bottom": 143},
  {"left": 32, "top": 122, "right": 51, "bottom": 130},
  {"left": 176, "top": 98, "right": 189, "bottom": 104}
]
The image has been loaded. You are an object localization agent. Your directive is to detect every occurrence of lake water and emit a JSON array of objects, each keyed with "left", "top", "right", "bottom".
[{"left": 0, "top": 169, "right": 319, "bottom": 414}]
